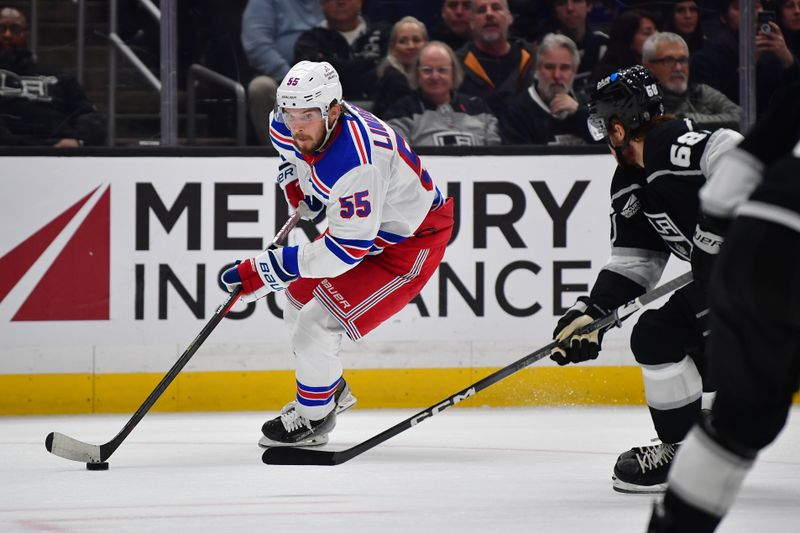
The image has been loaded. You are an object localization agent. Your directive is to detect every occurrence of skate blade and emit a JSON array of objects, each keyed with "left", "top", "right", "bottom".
[
  {"left": 335, "top": 393, "right": 357, "bottom": 414},
  {"left": 257, "top": 434, "right": 329, "bottom": 449},
  {"left": 611, "top": 476, "right": 667, "bottom": 494}
]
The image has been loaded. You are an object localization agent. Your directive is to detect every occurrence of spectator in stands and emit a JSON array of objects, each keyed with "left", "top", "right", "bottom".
[
  {"left": 430, "top": 0, "right": 474, "bottom": 51},
  {"left": 500, "top": 33, "right": 595, "bottom": 145},
  {"left": 507, "top": 0, "right": 551, "bottom": 42},
  {"left": 663, "top": 0, "right": 706, "bottom": 52},
  {"left": 591, "top": 9, "right": 658, "bottom": 82},
  {"left": 773, "top": 0, "right": 800, "bottom": 57},
  {"left": 372, "top": 16, "right": 428, "bottom": 116},
  {"left": 643, "top": 32, "right": 740, "bottom": 128},
  {"left": 384, "top": 41, "right": 500, "bottom": 146},
  {"left": 542, "top": 0, "right": 610, "bottom": 99},
  {"left": 456, "top": 0, "right": 535, "bottom": 116},
  {"left": 0, "top": 7, "right": 106, "bottom": 146},
  {"left": 294, "top": 0, "right": 390, "bottom": 102},
  {"left": 241, "top": 0, "right": 323, "bottom": 144},
  {"left": 691, "top": 0, "right": 799, "bottom": 114}
]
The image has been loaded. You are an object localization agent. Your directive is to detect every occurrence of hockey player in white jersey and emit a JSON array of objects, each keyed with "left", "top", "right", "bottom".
[{"left": 221, "top": 61, "right": 454, "bottom": 447}]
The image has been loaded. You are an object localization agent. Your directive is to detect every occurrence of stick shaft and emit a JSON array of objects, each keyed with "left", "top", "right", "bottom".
[
  {"left": 47, "top": 210, "right": 304, "bottom": 463},
  {"left": 262, "top": 271, "right": 694, "bottom": 466}
]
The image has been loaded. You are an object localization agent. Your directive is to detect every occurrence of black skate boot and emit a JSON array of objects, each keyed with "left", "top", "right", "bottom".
[
  {"left": 259, "top": 402, "right": 337, "bottom": 447},
  {"left": 612, "top": 441, "right": 679, "bottom": 494},
  {"left": 258, "top": 379, "right": 356, "bottom": 448}
]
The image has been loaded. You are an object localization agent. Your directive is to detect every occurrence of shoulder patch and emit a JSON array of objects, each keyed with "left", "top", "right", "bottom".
[{"left": 620, "top": 194, "right": 641, "bottom": 218}]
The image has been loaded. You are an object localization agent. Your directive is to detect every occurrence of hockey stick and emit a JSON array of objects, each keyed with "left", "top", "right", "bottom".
[
  {"left": 262, "top": 271, "right": 694, "bottom": 466},
  {"left": 45, "top": 208, "right": 306, "bottom": 466}
]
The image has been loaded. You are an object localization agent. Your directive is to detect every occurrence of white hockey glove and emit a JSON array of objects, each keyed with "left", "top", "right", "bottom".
[
  {"left": 221, "top": 248, "right": 298, "bottom": 303},
  {"left": 550, "top": 297, "right": 608, "bottom": 365},
  {"left": 277, "top": 161, "right": 325, "bottom": 223}
]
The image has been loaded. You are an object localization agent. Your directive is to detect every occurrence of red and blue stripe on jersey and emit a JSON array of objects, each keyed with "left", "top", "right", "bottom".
[
  {"left": 303, "top": 115, "right": 373, "bottom": 201},
  {"left": 323, "top": 230, "right": 373, "bottom": 265},
  {"left": 370, "top": 229, "right": 406, "bottom": 254},
  {"left": 395, "top": 131, "right": 434, "bottom": 192},
  {"left": 269, "top": 120, "right": 296, "bottom": 154}
]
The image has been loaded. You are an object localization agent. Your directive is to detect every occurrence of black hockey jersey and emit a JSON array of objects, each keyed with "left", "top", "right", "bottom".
[{"left": 589, "top": 119, "right": 742, "bottom": 311}]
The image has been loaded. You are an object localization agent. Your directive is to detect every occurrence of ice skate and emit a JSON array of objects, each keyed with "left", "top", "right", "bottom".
[
  {"left": 258, "top": 401, "right": 337, "bottom": 447},
  {"left": 258, "top": 379, "right": 356, "bottom": 448},
  {"left": 612, "top": 441, "right": 679, "bottom": 494},
  {"left": 332, "top": 378, "right": 357, "bottom": 414}
]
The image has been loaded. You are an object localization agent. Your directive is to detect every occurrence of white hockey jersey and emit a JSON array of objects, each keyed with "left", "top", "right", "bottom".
[{"left": 269, "top": 102, "right": 445, "bottom": 279}]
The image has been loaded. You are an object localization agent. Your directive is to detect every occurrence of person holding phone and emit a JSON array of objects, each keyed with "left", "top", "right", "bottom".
[
  {"left": 770, "top": 0, "right": 800, "bottom": 58},
  {"left": 691, "top": 0, "right": 799, "bottom": 115},
  {"left": 755, "top": 8, "right": 796, "bottom": 65}
]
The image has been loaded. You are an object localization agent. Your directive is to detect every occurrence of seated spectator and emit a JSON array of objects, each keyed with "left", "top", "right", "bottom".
[
  {"left": 541, "top": 0, "right": 610, "bottom": 99},
  {"left": 591, "top": 9, "right": 658, "bottom": 82},
  {"left": 372, "top": 16, "right": 427, "bottom": 116},
  {"left": 294, "top": 0, "right": 390, "bottom": 102},
  {"left": 500, "top": 33, "right": 596, "bottom": 145},
  {"left": 772, "top": 0, "right": 800, "bottom": 57},
  {"left": 430, "top": 0, "right": 473, "bottom": 51},
  {"left": 0, "top": 7, "right": 105, "bottom": 146},
  {"left": 643, "top": 32, "right": 740, "bottom": 128},
  {"left": 663, "top": 0, "right": 706, "bottom": 52},
  {"left": 456, "top": 0, "right": 535, "bottom": 116},
  {"left": 691, "top": 0, "right": 799, "bottom": 114},
  {"left": 241, "top": 0, "right": 323, "bottom": 144},
  {"left": 383, "top": 41, "right": 500, "bottom": 146}
]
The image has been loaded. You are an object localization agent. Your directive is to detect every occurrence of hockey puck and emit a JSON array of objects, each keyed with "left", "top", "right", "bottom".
[{"left": 86, "top": 461, "right": 109, "bottom": 471}]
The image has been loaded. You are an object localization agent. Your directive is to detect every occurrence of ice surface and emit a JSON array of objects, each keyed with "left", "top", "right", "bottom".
[{"left": 2, "top": 406, "right": 798, "bottom": 532}]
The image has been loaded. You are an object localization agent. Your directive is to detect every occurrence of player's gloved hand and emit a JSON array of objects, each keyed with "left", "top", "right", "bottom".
[
  {"left": 221, "top": 248, "right": 298, "bottom": 303},
  {"left": 277, "top": 161, "right": 325, "bottom": 223},
  {"left": 691, "top": 214, "right": 729, "bottom": 288},
  {"left": 550, "top": 297, "right": 607, "bottom": 365}
]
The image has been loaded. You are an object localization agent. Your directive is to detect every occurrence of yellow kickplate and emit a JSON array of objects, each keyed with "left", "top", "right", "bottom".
[{"left": 0, "top": 366, "right": 651, "bottom": 415}]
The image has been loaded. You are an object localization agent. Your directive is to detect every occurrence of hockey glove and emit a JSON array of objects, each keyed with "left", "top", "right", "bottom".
[
  {"left": 550, "top": 297, "right": 608, "bottom": 365},
  {"left": 691, "top": 214, "right": 729, "bottom": 288},
  {"left": 277, "top": 161, "right": 325, "bottom": 223},
  {"left": 221, "top": 248, "right": 298, "bottom": 303}
]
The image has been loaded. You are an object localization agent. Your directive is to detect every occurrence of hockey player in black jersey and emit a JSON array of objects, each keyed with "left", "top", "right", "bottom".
[
  {"left": 550, "top": 65, "right": 742, "bottom": 493},
  {"left": 646, "top": 83, "right": 800, "bottom": 532}
]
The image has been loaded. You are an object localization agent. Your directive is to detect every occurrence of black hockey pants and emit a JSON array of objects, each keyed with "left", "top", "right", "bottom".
[{"left": 708, "top": 217, "right": 800, "bottom": 451}]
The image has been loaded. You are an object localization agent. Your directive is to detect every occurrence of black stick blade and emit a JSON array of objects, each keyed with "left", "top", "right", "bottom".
[{"left": 262, "top": 447, "right": 344, "bottom": 466}]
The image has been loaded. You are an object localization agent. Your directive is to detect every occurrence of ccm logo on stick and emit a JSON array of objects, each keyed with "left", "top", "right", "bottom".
[{"left": 410, "top": 388, "right": 476, "bottom": 426}]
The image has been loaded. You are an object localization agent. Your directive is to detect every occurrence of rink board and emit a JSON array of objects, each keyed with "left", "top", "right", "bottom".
[{"left": 1, "top": 154, "right": 682, "bottom": 414}]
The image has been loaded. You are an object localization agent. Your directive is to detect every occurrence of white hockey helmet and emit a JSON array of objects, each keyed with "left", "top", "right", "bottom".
[{"left": 276, "top": 60, "right": 343, "bottom": 117}]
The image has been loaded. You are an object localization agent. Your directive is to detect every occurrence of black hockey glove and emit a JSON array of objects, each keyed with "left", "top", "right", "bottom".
[
  {"left": 691, "top": 214, "right": 729, "bottom": 288},
  {"left": 550, "top": 297, "right": 608, "bottom": 366}
]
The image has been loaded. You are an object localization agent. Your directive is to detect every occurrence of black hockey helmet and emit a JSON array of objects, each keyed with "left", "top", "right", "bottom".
[{"left": 587, "top": 65, "right": 664, "bottom": 141}]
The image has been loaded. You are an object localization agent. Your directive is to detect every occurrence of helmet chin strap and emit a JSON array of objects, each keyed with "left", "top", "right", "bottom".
[{"left": 316, "top": 103, "right": 341, "bottom": 152}]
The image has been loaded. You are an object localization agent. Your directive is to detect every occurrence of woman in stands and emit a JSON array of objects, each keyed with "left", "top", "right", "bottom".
[{"left": 372, "top": 16, "right": 428, "bottom": 116}]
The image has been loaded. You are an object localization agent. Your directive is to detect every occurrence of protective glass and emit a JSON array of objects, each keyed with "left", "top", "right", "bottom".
[
  {"left": 587, "top": 114, "right": 607, "bottom": 141},
  {"left": 274, "top": 107, "right": 325, "bottom": 127}
]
